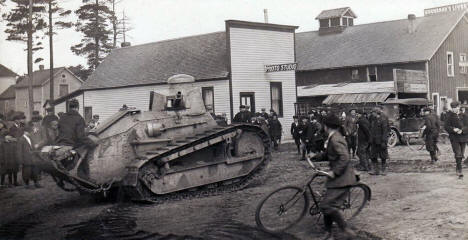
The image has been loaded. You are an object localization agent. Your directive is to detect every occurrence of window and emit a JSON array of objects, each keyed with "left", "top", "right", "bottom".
[
  {"left": 460, "top": 53, "right": 467, "bottom": 74},
  {"left": 202, "top": 87, "right": 214, "bottom": 113},
  {"left": 84, "top": 107, "right": 92, "bottom": 123},
  {"left": 319, "top": 19, "right": 329, "bottom": 28},
  {"left": 447, "top": 51, "right": 454, "bottom": 77},
  {"left": 367, "top": 67, "right": 378, "bottom": 82},
  {"left": 240, "top": 92, "right": 255, "bottom": 113},
  {"left": 351, "top": 69, "right": 359, "bottom": 80},
  {"left": 348, "top": 18, "right": 354, "bottom": 26},
  {"left": 342, "top": 17, "right": 348, "bottom": 26},
  {"left": 270, "top": 82, "right": 283, "bottom": 117},
  {"left": 59, "top": 84, "right": 69, "bottom": 97},
  {"left": 330, "top": 17, "right": 340, "bottom": 27}
]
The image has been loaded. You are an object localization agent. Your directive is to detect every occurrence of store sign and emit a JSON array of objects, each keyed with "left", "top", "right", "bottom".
[
  {"left": 265, "top": 63, "right": 297, "bottom": 73},
  {"left": 424, "top": 2, "right": 468, "bottom": 16},
  {"left": 394, "top": 69, "right": 427, "bottom": 93}
]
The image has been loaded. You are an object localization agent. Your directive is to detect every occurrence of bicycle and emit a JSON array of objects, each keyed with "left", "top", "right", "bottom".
[{"left": 255, "top": 157, "right": 371, "bottom": 233}]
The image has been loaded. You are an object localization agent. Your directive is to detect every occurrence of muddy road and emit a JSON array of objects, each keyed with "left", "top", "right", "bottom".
[{"left": 0, "top": 143, "right": 467, "bottom": 240}]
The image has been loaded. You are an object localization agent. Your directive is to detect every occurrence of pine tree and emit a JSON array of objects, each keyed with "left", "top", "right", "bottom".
[{"left": 71, "top": 0, "right": 113, "bottom": 70}]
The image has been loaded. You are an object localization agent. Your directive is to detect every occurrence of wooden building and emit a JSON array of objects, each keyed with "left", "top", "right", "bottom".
[
  {"left": 0, "top": 85, "right": 15, "bottom": 117},
  {"left": 0, "top": 64, "right": 17, "bottom": 97},
  {"left": 296, "top": 7, "right": 468, "bottom": 115},
  {"left": 54, "top": 20, "right": 298, "bottom": 138},
  {"left": 15, "top": 66, "right": 84, "bottom": 119}
]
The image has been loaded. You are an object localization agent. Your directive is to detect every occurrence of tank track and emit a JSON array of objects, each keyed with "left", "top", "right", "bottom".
[{"left": 133, "top": 124, "right": 271, "bottom": 204}]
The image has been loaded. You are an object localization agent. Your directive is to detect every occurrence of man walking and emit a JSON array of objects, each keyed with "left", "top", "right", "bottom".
[
  {"left": 311, "top": 113, "right": 357, "bottom": 240},
  {"left": 369, "top": 108, "right": 389, "bottom": 176},
  {"left": 268, "top": 115, "right": 282, "bottom": 151},
  {"left": 444, "top": 101, "right": 467, "bottom": 178},
  {"left": 291, "top": 116, "right": 301, "bottom": 154},
  {"left": 421, "top": 107, "right": 440, "bottom": 164},
  {"left": 356, "top": 110, "right": 371, "bottom": 171}
]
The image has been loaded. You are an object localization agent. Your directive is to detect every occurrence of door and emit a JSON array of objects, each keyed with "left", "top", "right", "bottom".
[
  {"left": 432, "top": 93, "right": 439, "bottom": 115},
  {"left": 240, "top": 92, "right": 255, "bottom": 113}
]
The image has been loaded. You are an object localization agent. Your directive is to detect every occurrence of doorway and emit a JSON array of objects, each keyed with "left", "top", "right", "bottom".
[{"left": 240, "top": 92, "right": 255, "bottom": 113}]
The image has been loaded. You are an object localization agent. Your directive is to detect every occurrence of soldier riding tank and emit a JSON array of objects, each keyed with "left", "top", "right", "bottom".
[{"left": 38, "top": 74, "right": 271, "bottom": 202}]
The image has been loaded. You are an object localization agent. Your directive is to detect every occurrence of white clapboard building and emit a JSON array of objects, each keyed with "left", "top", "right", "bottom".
[{"left": 54, "top": 20, "right": 298, "bottom": 138}]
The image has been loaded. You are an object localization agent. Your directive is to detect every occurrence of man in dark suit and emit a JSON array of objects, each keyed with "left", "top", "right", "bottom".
[
  {"left": 421, "top": 107, "right": 440, "bottom": 164},
  {"left": 290, "top": 116, "right": 301, "bottom": 154},
  {"left": 444, "top": 101, "right": 468, "bottom": 178},
  {"left": 357, "top": 110, "right": 371, "bottom": 171},
  {"left": 17, "top": 123, "right": 41, "bottom": 188},
  {"left": 233, "top": 105, "right": 251, "bottom": 123},
  {"left": 57, "top": 99, "right": 96, "bottom": 148},
  {"left": 311, "top": 113, "right": 357, "bottom": 240},
  {"left": 369, "top": 108, "right": 389, "bottom": 175},
  {"left": 344, "top": 109, "right": 358, "bottom": 158}
]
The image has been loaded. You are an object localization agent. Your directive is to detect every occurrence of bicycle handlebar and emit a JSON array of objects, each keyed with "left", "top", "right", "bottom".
[{"left": 306, "top": 156, "right": 332, "bottom": 178}]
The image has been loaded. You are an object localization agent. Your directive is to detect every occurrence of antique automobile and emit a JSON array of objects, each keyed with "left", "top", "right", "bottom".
[
  {"left": 38, "top": 74, "right": 270, "bottom": 202},
  {"left": 381, "top": 98, "right": 429, "bottom": 147}
]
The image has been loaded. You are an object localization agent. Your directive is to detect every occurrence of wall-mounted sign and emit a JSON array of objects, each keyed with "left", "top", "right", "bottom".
[
  {"left": 394, "top": 69, "right": 427, "bottom": 93},
  {"left": 265, "top": 63, "right": 297, "bottom": 73},
  {"left": 424, "top": 2, "right": 468, "bottom": 16}
]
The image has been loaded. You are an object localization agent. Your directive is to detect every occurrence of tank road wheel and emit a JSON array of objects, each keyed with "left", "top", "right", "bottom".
[
  {"left": 234, "top": 131, "right": 265, "bottom": 157},
  {"left": 387, "top": 128, "right": 398, "bottom": 148}
]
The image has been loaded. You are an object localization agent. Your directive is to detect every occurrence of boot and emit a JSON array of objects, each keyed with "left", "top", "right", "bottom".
[
  {"left": 430, "top": 152, "right": 436, "bottom": 164},
  {"left": 456, "top": 158, "right": 463, "bottom": 178},
  {"left": 369, "top": 161, "right": 380, "bottom": 175},
  {"left": 381, "top": 162, "right": 387, "bottom": 176}
]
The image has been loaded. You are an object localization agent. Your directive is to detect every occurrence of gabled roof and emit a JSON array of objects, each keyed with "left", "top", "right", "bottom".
[
  {"left": 82, "top": 31, "right": 228, "bottom": 90},
  {"left": 16, "top": 67, "right": 65, "bottom": 88},
  {"left": 0, "top": 64, "right": 18, "bottom": 78},
  {"left": 297, "top": 10, "right": 466, "bottom": 71},
  {"left": 315, "top": 7, "right": 356, "bottom": 20},
  {"left": 0, "top": 85, "right": 16, "bottom": 100}
]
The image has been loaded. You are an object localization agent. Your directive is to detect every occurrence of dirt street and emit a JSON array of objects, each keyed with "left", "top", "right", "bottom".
[{"left": 0, "top": 142, "right": 467, "bottom": 240}]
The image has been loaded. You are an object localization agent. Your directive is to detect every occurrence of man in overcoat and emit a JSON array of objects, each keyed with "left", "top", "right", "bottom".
[
  {"left": 268, "top": 115, "right": 282, "bottom": 150},
  {"left": 344, "top": 109, "right": 358, "bottom": 158},
  {"left": 17, "top": 124, "right": 41, "bottom": 188},
  {"left": 311, "top": 113, "right": 357, "bottom": 240},
  {"left": 421, "top": 107, "right": 440, "bottom": 163},
  {"left": 356, "top": 110, "right": 371, "bottom": 171},
  {"left": 369, "top": 108, "right": 389, "bottom": 175},
  {"left": 444, "top": 101, "right": 468, "bottom": 178},
  {"left": 290, "top": 116, "right": 301, "bottom": 154}
]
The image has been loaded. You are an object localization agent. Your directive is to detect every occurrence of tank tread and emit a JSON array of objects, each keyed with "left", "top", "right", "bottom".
[{"left": 132, "top": 124, "right": 271, "bottom": 203}]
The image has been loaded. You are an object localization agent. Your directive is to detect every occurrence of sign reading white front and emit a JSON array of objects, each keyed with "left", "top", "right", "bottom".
[
  {"left": 424, "top": 2, "right": 468, "bottom": 16},
  {"left": 265, "top": 63, "right": 297, "bottom": 73}
]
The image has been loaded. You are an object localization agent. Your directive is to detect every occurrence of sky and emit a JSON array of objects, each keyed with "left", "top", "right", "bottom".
[{"left": 1, "top": 0, "right": 468, "bottom": 75}]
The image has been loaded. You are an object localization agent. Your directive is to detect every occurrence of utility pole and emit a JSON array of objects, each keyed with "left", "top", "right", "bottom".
[
  {"left": 27, "top": 0, "right": 34, "bottom": 120},
  {"left": 49, "top": 0, "right": 55, "bottom": 114},
  {"left": 94, "top": 0, "right": 99, "bottom": 69},
  {"left": 122, "top": 10, "right": 127, "bottom": 43}
]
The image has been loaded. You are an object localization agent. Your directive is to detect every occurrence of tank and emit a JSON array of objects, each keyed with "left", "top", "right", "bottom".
[{"left": 39, "top": 74, "right": 271, "bottom": 202}]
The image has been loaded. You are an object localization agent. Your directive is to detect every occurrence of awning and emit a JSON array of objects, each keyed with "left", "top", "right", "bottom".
[
  {"left": 383, "top": 98, "right": 428, "bottom": 105},
  {"left": 323, "top": 93, "right": 391, "bottom": 105},
  {"left": 297, "top": 81, "right": 395, "bottom": 97}
]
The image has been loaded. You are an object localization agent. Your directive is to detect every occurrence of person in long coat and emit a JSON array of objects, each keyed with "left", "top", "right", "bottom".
[
  {"left": 4, "top": 112, "right": 26, "bottom": 186},
  {"left": 268, "top": 115, "right": 282, "bottom": 150},
  {"left": 344, "top": 109, "right": 358, "bottom": 158},
  {"left": 421, "top": 107, "right": 440, "bottom": 163},
  {"left": 298, "top": 117, "right": 309, "bottom": 160},
  {"left": 311, "top": 113, "right": 357, "bottom": 240},
  {"left": 444, "top": 101, "right": 468, "bottom": 178},
  {"left": 17, "top": 123, "right": 41, "bottom": 188},
  {"left": 369, "top": 108, "right": 389, "bottom": 175},
  {"left": 356, "top": 111, "right": 371, "bottom": 171},
  {"left": 290, "top": 116, "right": 301, "bottom": 154},
  {"left": 0, "top": 121, "right": 8, "bottom": 186}
]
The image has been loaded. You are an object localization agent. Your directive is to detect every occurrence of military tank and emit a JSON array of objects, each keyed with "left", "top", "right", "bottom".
[{"left": 39, "top": 74, "right": 271, "bottom": 202}]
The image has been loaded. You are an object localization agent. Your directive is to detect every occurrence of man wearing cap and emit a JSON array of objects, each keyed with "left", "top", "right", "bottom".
[
  {"left": 259, "top": 108, "right": 269, "bottom": 120},
  {"left": 310, "top": 113, "right": 357, "bottom": 239},
  {"left": 5, "top": 112, "right": 26, "bottom": 186},
  {"left": 344, "top": 109, "right": 358, "bottom": 159},
  {"left": 233, "top": 105, "right": 251, "bottom": 123},
  {"left": 290, "top": 116, "right": 301, "bottom": 154},
  {"left": 57, "top": 99, "right": 96, "bottom": 148},
  {"left": 42, "top": 108, "right": 59, "bottom": 128},
  {"left": 369, "top": 108, "right": 389, "bottom": 175},
  {"left": 421, "top": 107, "right": 440, "bottom": 164},
  {"left": 444, "top": 101, "right": 468, "bottom": 178},
  {"left": 356, "top": 110, "right": 371, "bottom": 171}
]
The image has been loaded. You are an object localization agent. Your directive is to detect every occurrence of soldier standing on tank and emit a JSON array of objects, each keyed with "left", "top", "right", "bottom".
[
  {"left": 291, "top": 116, "right": 301, "bottom": 154},
  {"left": 445, "top": 101, "right": 468, "bottom": 178},
  {"left": 57, "top": 99, "right": 96, "bottom": 148},
  {"left": 369, "top": 108, "right": 389, "bottom": 176},
  {"left": 233, "top": 105, "right": 250, "bottom": 123},
  {"left": 421, "top": 107, "right": 440, "bottom": 164}
]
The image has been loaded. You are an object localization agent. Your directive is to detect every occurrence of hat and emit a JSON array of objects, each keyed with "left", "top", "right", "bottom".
[
  {"left": 12, "top": 112, "right": 26, "bottom": 121},
  {"left": 293, "top": 115, "right": 298, "bottom": 119},
  {"left": 270, "top": 109, "right": 274, "bottom": 112},
  {"left": 261, "top": 108, "right": 266, "bottom": 111},
  {"left": 69, "top": 99, "right": 79, "bottom": 109},
  {"left": 31, "top": 114, "right": 43, "bottom": 122},
  {"left": 239, "top": 105, "right": 246, "bottom": 109},
  {"left": 323, "top": 114, "right": 341, "bottom": 128},
  {"left": 451, "top": 101, "right": 460, "bottom": 108}
]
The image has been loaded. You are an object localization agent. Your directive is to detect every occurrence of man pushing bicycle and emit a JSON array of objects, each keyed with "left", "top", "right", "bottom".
[{"left": 310, "top": 113, "right": 357, "bottom": 240}]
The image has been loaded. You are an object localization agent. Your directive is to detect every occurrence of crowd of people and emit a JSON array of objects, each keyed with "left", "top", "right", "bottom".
[
  {"left": 0, "top": 99, "right": 96, "bottom": 189},
  {"left": 232, "top": 106, "right": 283, "bottom": 150}
]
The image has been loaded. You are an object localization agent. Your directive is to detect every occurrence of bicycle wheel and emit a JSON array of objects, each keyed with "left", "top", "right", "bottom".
[
  {"left": 342, "top": 183, "right": 370, "bottom": 220},
  {"left": 255, "top": 186, "right": 309, "bottom": 233}
]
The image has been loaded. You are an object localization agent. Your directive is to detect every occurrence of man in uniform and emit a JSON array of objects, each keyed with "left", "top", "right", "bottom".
[
  {"left": 421, "top": 107, "right": 440, "bottom": 164},
  {"left": 444, "top": 101, "right": 468, "bottom": 178},
  {"left": 57, "top": 99, "right": 96, "bottom": 148},
  {"left": 311, "top": 113, "right": 357, "bottom": 240},
  {"left": 369, "top": 108, "right": 389, "bottom": 175},
  {"left": 344, "top": 109, "right": 358, "bottom": 158},
  {"left": 356, "top": 110, "right": 371, "bottom": 171}
]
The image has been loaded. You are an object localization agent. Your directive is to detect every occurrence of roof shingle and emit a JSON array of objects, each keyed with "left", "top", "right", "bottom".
[
  {"left": 297, "top": 10, "right": 465, "bottom": 71},
  {"left": 82, "top": 31, "right": 228, "bottom": 90},
  {"left": 315, "top": 7, "right": 355, "bottom": 20}
]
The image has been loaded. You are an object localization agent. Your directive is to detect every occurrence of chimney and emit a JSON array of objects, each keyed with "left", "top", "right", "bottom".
[
  {"left": 263, "top": 9, "right": 269, "bottom": 23},
  {"left": 408, "top": 14, "right": 416, "bottom": 33},
  {"left": 39, "top": 65, "right": 44, "bottom": 71},
  {"left": 121, "top": 42, "right": 131, "bottom": 47}
]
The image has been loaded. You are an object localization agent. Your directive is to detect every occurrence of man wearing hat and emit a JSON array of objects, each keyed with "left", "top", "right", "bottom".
[
  {"left": 42, "top": 108, "right": 59, "bottom": 128},
  {"left": 233, "top": 105, "right": 251, "bottom": 123},
  {"left": 57, "top": 99, "right": 96, "bottom": 148},
  {"left": 259, "top": 108, "right": 269, "bottom": 120},
  {"left": 356, "top": 110, "right": 371, "bottom": 171},
  {"left": 444, "top": 101, "right": 468, "bottom": 178},
  {"left": 4, "top": 112, "right": 26, "bottom": 186},
  {"left": 421, "top": 107, "right": 440, "bottom": 164},
  {"left": 369, "top": 108, "right": 389, "bottom": 175},
  {"left": 290, "top": 116, "right": 301, "bottom": 154},
  {"left": 310, "top": 113, "right": 357, "bottom": 239}
]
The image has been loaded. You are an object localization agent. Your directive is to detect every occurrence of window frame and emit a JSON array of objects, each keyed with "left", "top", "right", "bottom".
[
  {"left": 201, "top": 86, "right": 215, "bottom": 113},
  {"left": 447, "top": 51, "right": 455, "bottom": 77},
  {"left": 59, "top": 84, "right": 70, "bottom": 97},
  {"left": 270, "top": 82, "right": 283, "bottom": 117},
  {"left": 351, "top": 69, "right": 359, "bottom": 80},
  {"left": 84, "top": 106, "right": 93, "bottom": 124},
  {"left": 239, "top": 92, "right": 255, "bottom": 113},
  {"left": 460, "top": 53, "right": 467, "bottom": 74}
]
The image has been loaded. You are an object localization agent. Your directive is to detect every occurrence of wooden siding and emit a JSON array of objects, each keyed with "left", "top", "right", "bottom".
[
  {"left": 0, "top": 98, "right": 15, "bottom": 116},
  {"left": 429, "top": 18, "right": 468, "bottom": 101},
  {"left": 297, "top": 62, "right": 425, "bottom": 86},
  {"left": 0, "top": 76, "right": 16, "bottom": 95},
  {"left": 83, "top": 80, "right": 231, "bottom": 122},
  {"left": 42, "top": 69, "right": 83, "bottom": 110},
  {"left": 229, "top": 27, "right": 296, "bottom": 138}
]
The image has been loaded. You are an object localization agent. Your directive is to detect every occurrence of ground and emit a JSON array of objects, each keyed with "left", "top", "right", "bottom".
[{"left": 0, "top": 142, "right": 467, "bottom": 240}]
